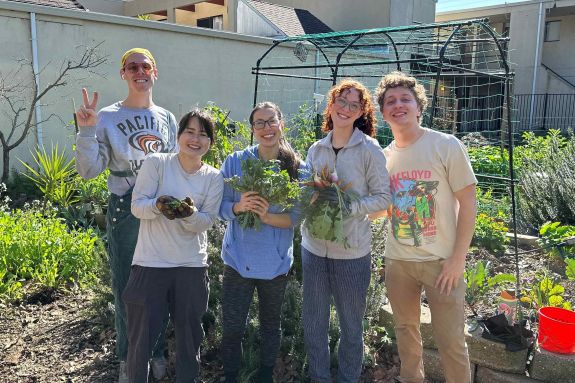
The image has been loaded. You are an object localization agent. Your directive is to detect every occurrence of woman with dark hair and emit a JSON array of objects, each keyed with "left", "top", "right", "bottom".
[
  {"left": 302, "top": 79, "right": 391, "bottom": 382},
  {"left": 219, "top": 102, "right": 306, "bottom": 382},
  {"left": 124, "top": 109, "right": 224, "bottom": 382}
]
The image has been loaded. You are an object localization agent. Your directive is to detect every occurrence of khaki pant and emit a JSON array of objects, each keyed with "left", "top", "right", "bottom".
[{"left": 385, "top": 259, "right": 471, "bottom": 383}]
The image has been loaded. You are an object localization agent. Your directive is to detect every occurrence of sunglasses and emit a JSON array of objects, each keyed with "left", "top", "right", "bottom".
[{"left": 123, "top": 62, "right": 154, "bottom": 74}]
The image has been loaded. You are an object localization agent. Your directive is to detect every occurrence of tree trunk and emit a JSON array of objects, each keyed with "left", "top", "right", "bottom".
[{"left": 2, "top": 147, "right": 9, "bottom": 184}]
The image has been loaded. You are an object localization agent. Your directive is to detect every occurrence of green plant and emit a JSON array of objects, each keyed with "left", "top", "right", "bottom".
[
  {"left": 464, "top": 260, "right": 516, "bottom": 315},
  {"left": 467, "top": 145, "right": 509, "bottom": 177},
  {"left": 472, "top": 213, "right": 510, "bottom": 254},
  {"left": 73, "top": 169, "right": 110, "bottom": 209},
  {"left": 476, "top": 188, "right": 510, "bottom": 221},
  {"left": 203, "top": 103, "right": 251, "bottom": 168},
  {"left": 566, "top": 258, "right": 575, "bottom": 281},
  {"left": 538, "top": 222, "right": 575, "bottom": 259},
  {"left": 0, "top": 201, "right": 104, "bottom": 302},
  {"left": 516, "top": 130, "right": 575, "bottom": 229},
  {"left": 521, "top": 273, "right": 571, "bottom": 310},
  {"left": 225, "top": 158, "right": 300, "bottom": 230},
  {"left": 19, "top": 144, "right": 78, "bottom": 207},
  {"left": 286, "top": 103, "right": 318, "bottom": 159}
]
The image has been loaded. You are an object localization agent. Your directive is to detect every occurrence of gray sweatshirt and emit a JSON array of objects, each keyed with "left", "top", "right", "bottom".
[
  {"left": 302, "top": 128, "right": 391, "bottom": 259},
  {"left": 131, "top": 153, "right": 224, "bottom": 267},
  {"left": 75, "top": 102, "right": 178, "bottom": 196}
]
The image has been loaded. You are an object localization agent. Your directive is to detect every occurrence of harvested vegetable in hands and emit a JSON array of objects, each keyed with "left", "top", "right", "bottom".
[
  {"left": 157, "top": 195, "right": 194, "bottom": 220},
  {"left": 225, "top": 158, "right": 300, "bottom": 230},
  {"left": 302, "top": 166, "right": 355, "bottom": 248}
]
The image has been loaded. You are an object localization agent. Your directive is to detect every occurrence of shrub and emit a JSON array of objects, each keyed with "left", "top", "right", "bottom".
[
  {"left": 538, "top": 221, "right": 575, "bottom": 260},
  {"left": 0, "top": 201, "right": 104, "bottom": 301},
  {"left": 19, "top": 144, "right": 78, "bottom": 207},
  {"left": 467, "top": 145, "right": 509, "bottom": 177},
  {"left": 516, "top": 130, "right": 575, "bottom": 229},
  {"left": 472, "top": 213, "right": 509, "bottom": 254},
  {"left": 203, "top": 103, "right": 251, "bottom": 168}
]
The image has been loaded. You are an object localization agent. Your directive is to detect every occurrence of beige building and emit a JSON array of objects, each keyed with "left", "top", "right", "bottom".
[
  {"left": 437, "top": 0, "right": 575, "bottom": 131},
  {"left": 80, "top": 0, "right": 437, "bottom": 35}
]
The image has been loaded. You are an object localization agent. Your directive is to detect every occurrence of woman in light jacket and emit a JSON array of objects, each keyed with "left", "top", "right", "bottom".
[{"left": 302, "top": 79, "right": 391, "bottom": 383}]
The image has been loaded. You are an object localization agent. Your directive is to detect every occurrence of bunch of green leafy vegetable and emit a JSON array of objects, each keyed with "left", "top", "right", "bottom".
[
  {"left": 225, "top": 158, "right": 300, "bottom": 230},
  {"left": 301, "top": 166, "right": 355, "bottom": 248}
]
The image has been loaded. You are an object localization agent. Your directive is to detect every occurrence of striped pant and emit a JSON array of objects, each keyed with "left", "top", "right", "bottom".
[{"left": 302, "top": 247, "right": 371, "bottom": 383}]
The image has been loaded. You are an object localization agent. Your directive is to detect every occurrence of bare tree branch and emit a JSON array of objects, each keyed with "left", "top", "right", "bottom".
[{"left": 0, "top": 42, "right": 108, "bottom": 182}]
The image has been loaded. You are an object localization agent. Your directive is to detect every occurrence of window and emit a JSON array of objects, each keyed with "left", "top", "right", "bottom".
[
  {"left": 197, "top": 15, "right": 223, "bottom": 30},
  {"left": 544, "top": 20, "right": 560, "bottom": 42}
]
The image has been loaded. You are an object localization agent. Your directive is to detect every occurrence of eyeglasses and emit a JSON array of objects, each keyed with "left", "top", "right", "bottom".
[
  {"left": 334, "top": 97, "right": 362, "bottom": 113},
  {"left": 123, "top": 62, "right": 154, "bottom": 74},
  {"left": 252, "top": 118, "right": 280, "bottom": 130}
]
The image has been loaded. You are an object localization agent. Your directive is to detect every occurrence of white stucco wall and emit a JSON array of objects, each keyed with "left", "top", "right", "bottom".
[{"left": 0, "top": 1, "right": 281, "bottom": 175}]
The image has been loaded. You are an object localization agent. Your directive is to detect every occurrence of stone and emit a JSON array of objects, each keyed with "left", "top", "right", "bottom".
[
  {"left": 529, "top": 343, "right": 575, "bottom": 383},
  {"left": 475, "top": 366, "right": 543, "bottom": 383}
]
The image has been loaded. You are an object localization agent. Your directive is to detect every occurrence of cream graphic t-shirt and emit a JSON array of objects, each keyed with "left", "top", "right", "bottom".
[{"left": 383, "top": 128, "right": 477, "bottom": 261}]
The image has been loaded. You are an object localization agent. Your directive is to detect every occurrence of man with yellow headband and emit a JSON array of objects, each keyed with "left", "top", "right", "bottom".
[{"left": 75, "top": 48, "right": 177, "bottom": 383}]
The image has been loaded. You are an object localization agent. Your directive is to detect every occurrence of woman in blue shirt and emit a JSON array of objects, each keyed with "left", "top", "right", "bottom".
[{"left": 219, "top": 102, "right": 305, "bottom": 382}]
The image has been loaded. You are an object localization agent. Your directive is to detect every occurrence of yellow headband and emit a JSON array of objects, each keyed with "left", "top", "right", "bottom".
[{"left": 121, "top": 48, "right": 156, "bottom": 69}]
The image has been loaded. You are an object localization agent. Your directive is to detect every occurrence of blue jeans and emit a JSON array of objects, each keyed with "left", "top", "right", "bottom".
[{"left": 302, "top": 247, "right": 371, "bottom": 383}]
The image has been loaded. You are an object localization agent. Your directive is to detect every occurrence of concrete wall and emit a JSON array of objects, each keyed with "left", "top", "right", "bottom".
[
  {"left": 542, "top": 14, "right": 575, "bottom": 92},
  {"left": 0, "top": 1, "right": 277, "bottom": 175}
]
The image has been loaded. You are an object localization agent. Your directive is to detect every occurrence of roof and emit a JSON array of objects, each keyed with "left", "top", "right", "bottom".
[
  {"left": 6, "top": 0, "right": 85, "bottom": 10},
  {"left": 246, "top": 0, "right": 332, "bottom": 37}
]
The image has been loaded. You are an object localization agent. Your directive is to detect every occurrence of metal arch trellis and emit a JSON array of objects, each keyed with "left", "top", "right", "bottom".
[{"left": 251, "top": 18, "right": 523, "bottom": 298}]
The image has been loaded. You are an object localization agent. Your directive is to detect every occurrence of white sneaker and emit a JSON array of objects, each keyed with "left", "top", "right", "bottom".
[
  {"left": 118, "top": 361, "right": 129, "bottom": 383},
  {"left": 150, "top": 356, "right": 168, "bottom": 380}
]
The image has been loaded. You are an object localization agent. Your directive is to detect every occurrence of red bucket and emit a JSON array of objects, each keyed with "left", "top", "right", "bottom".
[{"left": 538, "top": 307, "right": 575, "bottom": 354}]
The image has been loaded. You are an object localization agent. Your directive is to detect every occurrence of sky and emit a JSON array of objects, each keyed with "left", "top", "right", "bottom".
[{"left": 437, "top": 0, "right": 530, "bottom": 13}]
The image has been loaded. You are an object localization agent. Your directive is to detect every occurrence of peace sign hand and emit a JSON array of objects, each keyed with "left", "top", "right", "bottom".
[{"left": 76, "top": 88, "right": 99, "bottom": 128}]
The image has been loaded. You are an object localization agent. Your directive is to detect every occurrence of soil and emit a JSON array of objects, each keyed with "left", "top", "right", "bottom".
[
  {"left": 0, "top": 289, "right": 403, "bottom": 383},
  {"left": 1, "top": 243, "right": 572, "bottom": 383}
]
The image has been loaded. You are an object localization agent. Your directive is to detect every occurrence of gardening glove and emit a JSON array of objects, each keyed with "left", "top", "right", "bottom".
[
  {"left": 173, "top": 197, "right": 194, "bottom": 219},
  {"left": 156, "top": 195, "right": 178, "bottom": 220},
  {"left": 317, "top": 187, "right": 352, "bottom": 216}
]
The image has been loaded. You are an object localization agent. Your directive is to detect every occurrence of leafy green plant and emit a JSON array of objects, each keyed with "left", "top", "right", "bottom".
[
  {"left": 225, "top": 158, "right": 300, "bottom": 230},
  {"left": 73, "top": 169, "right": 110, "bottom": 209},
  {"left": 285, "top": 103, "right": 318, "bottom": 159},
  {"left": 0, "top": 202, "right": 104, "bottom": 302},
  {"left": 464, "top": 260, "right": 516, "bottom": 315},
  {"left": 538, "top": 221, "right": 575, "bottom": 259},
  {"left": 301, "top": 166, "right": 357, "bottom": 248},
  {"left": 203, "top": 103, "right": 251, "bottom": 168},
  {"left": 19, "top": 144, "right": 78, "bottom": 207},
  {"left": 566, "top": 258, "right": 575, "bottom": 281},
  {"left": 472, "top": 213, "right": 510, "bottom": 254},
  {"left": 521, "top": 273, "right": 571, "bottom": 310},
  {"left": 467, "top": 145, "right": 509, "bottom": 177},
  {"left": 476, "top": 188, "right": 510, "bottom": 222}
]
